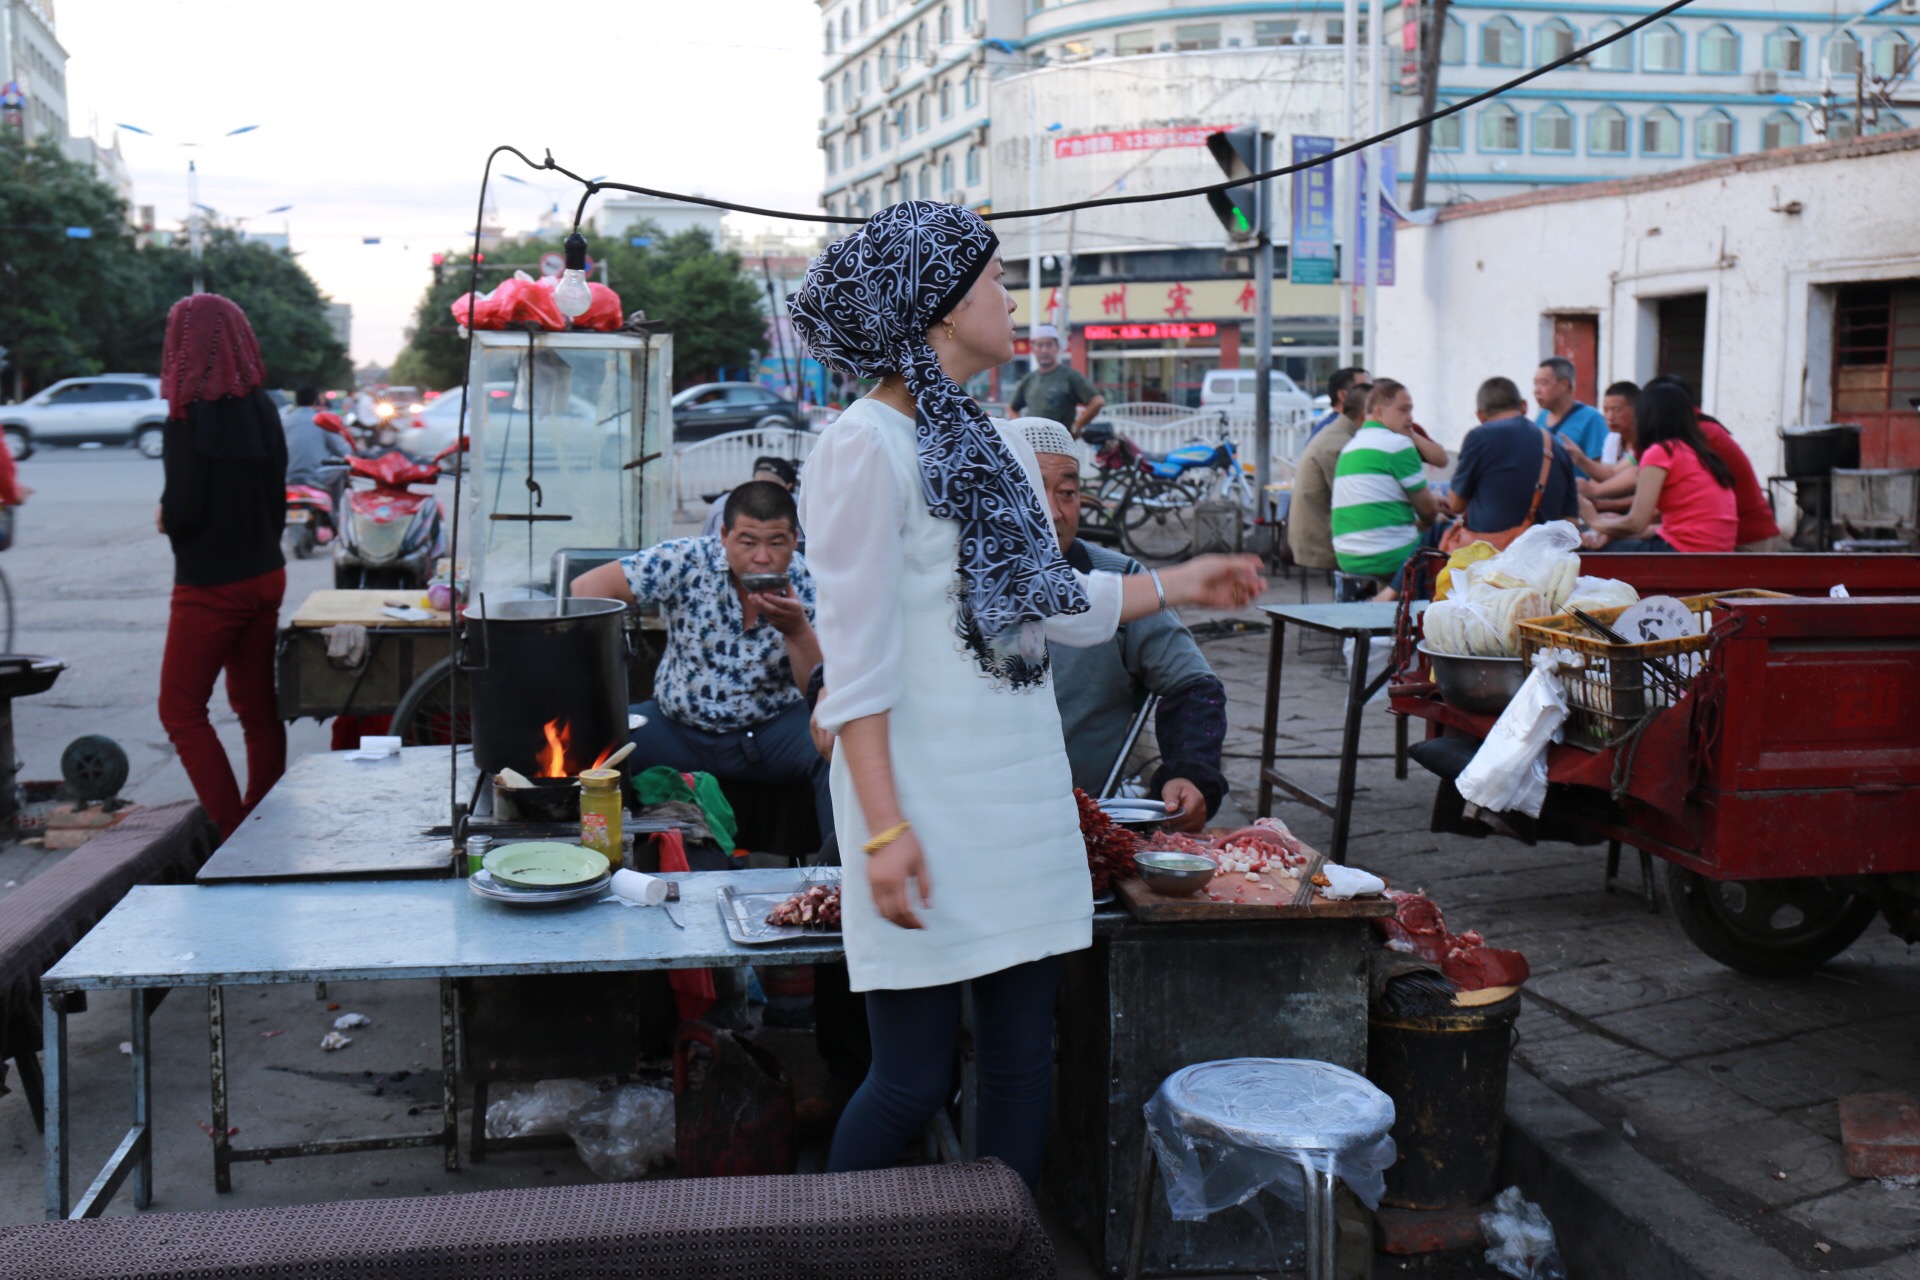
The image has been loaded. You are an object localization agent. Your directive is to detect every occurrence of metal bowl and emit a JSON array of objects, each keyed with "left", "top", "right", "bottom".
[
  {"left": 1416, "top": 642, "right": 1527, "bottom": 715},
  {"left": 1135, "top": 851, "right": 1216, "bottom": 898}
]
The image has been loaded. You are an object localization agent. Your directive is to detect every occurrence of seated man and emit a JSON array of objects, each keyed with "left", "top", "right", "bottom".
[
  {"left": 1288, "top": 378, "right": 1370, "bottom": 576},
  {"left": 1332, "top": 379, "right": 1440, "bottom": 600},
  {"left": 1019, "top": 419, "right": 1228, "bottom": 833},
  {"left": 570, "top": 480, "right": 832, "bottom": 847},
  {"left": 700, "top": 455, "right": 798, "bottom": 538},
  {"left": 1445, "top": 376, "right": 1580, "bottom": 543}
]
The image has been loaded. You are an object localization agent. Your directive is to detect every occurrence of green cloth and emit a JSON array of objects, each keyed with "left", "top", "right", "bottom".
[
  {"left": 632, "top": 766, "right": 738, "bottom": 851},
  {"left": 1010, "top": 364, "right": 1096, "bottom": 429}
]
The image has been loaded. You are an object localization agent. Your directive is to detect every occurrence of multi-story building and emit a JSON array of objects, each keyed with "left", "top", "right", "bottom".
[
  {"left": 818, "top": 0, "right": 1920, "bottom": 405},
  {"left": 1, "top": 0, "right": 68, "bottom": 145}
]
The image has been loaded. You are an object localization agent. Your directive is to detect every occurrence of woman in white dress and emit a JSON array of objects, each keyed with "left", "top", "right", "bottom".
[{"left": 789, "top": 202, "right": 1263, "bottom": 1190}]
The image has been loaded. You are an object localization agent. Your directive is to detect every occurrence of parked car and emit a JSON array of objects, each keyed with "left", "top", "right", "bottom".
[
  {"left": 670, "top": 383, "right": 804, "bottom": 443},
  {"left": 0, "top": 374, "right": 171, "bottom": 459},
  {"left": 1197, "top": 369, "right": 1314, "bottom": 414},
  {"left": 403, "top": 382, "right": 615, "bottom": 465}
]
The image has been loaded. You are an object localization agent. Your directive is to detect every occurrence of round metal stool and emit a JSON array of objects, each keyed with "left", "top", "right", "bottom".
[{"left": 1126, "top": 1058, "right": 1395, "bottom": 1280}]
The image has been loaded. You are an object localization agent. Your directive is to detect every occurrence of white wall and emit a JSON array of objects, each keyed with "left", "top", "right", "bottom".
[{"left": 1374, "top": 129, "right": 1920, "bottom": 479}]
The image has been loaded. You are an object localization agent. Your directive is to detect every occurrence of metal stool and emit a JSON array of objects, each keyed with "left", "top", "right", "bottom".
[{"left": 1125, "top": 1058, "right": 1394, "bottom": 1280}]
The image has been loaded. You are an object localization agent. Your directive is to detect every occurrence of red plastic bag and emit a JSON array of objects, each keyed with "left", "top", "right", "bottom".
[
  {"left": 571, "top": 281, "right": 624, "bottom": 332},
  {"left": 449, "top": 276, "right": 567, "bottom": 332}
]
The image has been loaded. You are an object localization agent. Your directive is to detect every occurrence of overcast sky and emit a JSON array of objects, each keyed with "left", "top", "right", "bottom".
[{"left": 60, "top": 0, "right": 825, "bottom": 371}]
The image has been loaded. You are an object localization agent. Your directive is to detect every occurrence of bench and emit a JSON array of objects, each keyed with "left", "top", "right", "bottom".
[
  {"left": 0, "top": 801, "right": 216, "bottom": 1128},
  {"left": 0, "top": 1158, "right": 1057, "bottom": 1280}
]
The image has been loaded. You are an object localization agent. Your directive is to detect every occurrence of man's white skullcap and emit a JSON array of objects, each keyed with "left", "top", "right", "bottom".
[
  {"left": 1014, "top": 416, "right": 1078, "bottom": 459},
  {"left": 1029, "top": 324, "right": 1061, "bottom": 341}
]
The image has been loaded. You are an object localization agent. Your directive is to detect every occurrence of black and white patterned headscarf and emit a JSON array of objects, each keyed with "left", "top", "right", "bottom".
[{"left": 789, "top": 201, "right": 1088, "bottom": 687}]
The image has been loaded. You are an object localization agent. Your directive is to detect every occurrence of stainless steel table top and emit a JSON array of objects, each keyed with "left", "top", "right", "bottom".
[{"left": 1258, "top": 600, "right": 1426, "bottom": 636}]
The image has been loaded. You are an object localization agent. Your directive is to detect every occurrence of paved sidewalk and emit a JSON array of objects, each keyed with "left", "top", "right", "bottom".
[{"left": 1189, "top": 574, "right": 1920, "bottom": 1279}]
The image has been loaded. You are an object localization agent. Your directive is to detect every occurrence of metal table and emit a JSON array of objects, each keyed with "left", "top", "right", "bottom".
[
  {"left": 41, "top": 870, "right": 842, "bottom": 1219},
  {"left": 196, "top": 747, "right": 477, "bottom": 883},
  {"left": 1256, "top": 602, "right": 1417, "bottom": 864}
]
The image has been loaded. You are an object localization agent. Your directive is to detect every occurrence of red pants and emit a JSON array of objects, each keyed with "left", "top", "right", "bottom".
[{"left": 158, "top": 569, "right": 287, "bottom": 837}]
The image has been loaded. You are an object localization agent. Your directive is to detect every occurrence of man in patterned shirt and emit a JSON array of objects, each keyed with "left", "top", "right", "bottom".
[{"left": 571, "top": 481, "right": 832, "bottom": 838}]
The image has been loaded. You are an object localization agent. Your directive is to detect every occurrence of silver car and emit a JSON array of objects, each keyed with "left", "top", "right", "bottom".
[{"left": 0, "top": 375, "right": 171, "bottom": 460}]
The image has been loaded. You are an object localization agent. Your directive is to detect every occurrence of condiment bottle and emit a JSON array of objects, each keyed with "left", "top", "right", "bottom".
[
  {"left": 578, "top": 768, "right": 624, "bottom": 869},
  {"left": 466, "top": 834, "right": 493, "bottom": 878}
]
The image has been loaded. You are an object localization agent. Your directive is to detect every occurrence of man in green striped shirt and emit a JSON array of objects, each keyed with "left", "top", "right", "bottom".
[{"left": 1331, "top": 379, "right": 1439, "bottom": 589}]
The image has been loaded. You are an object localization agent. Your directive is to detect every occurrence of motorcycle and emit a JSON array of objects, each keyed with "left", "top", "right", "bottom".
[
  {"left": 332, "top": 440, "right": 463, "bottom": 590},
  {"left": 283, "top": 412, "right": 356, "bottom": 561}
]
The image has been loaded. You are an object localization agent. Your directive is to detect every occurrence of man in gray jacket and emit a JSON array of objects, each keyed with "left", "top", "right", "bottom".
[{"left": 1017, "top": 418, "right": 1227, "bottom": 832}]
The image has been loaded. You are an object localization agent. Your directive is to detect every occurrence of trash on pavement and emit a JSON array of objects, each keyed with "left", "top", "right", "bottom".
[
  {"left": 319, "top": 1031, "right": 353, "bottom": 1051},
  {"left": 567, "top": 1083, "right": 676, "bottom": 1180},
  {"left": 1480, "top": 1185, "right": 1566, "bottom": 1280},
  {"left": 332, "top": 1012, "right": 371, "bottom": 1030}
]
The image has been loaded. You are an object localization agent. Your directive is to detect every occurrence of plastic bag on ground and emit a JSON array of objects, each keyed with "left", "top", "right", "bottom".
[
  {"left": 1144, "top": 1059, "right": 1396, "bottom": 1221},
  {"left": 1455, "top": 650, "right": 1571, "bottom": 818},
  {"left": 567, "top": 1082, "right": 677, "bottom": 1180},
  {"left": 484, "top": 1078, "right": 602, "bottom": 1141},
  {"left": 1480, "top": 1185, "right": 1567, "bottom": 1279}
]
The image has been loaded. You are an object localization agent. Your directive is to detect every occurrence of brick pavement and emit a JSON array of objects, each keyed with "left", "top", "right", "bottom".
[{"left": 1187, "top": 577, "right": 1920, "bottom": 1278}]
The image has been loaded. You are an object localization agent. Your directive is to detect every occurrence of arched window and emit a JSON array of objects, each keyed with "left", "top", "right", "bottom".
[
  {"left": 917, "top": 164, "right": 932, "bottom": 199},
  {"left": 859, "top": 124, "right": 872, "bottom": 159},
  {"left": 964, "top": 0, "right": 977, "bottom": 29},
  {"left": 916, "top": 22, "right": 929, "bottom": 57},
  {"left": 916, "top": 94, "right": 930, "bottom": 130},
  {"left": 898, "top": 36, "right": 910, "bottom": 70},
  {"left": 858, "top": 0, "right": 870, "bottom": 29},
  {"left": 825, "top": 81, "right": 836, "bottom": 113},
  {"left": 1641, "top": 107, "right": 1681, "bottom": 156},
  {"left": 1761, "top": 110, "right": 1803, "bottom": 150},
  {"left": 879, "top": 111, "right": 892, "bottom": 148},
  {"left": 966, "top": 145, "right": 981, "bottom": 184},
  {"left": 1644, "top": 21, "right": 1683, "bottom": 71},
  {"left": 1699, "top": 24, "right": 1739, "bottom": 74},
  {"left": 1875, "top": 31, "right": 1914, "bottom": 78},
  {"left": 939, "top": 5, "right": 953, "bottom": 44},
  {"left": 858, "top": 60, "right": 870, "bottom": 93},
  {"left": 939, "top": 78, "right": 953, "bottom": 117},
  {"left": 1589, "top": 20, "right": 1631, "bottom": 71},
  {"left": 1480, "top": 17, "right": 1521, "bottom": 67},
  {"left": 1828, "top": 32, "right": 1861, "bottom": 76},
  {"left": 826, "top": 145, "right": 838, "bottom": 175},
  {"left": 881, "top": 180, "right": 895, "bottom": 206},
  {"left": 1532, "top": 104, "right": 1574, "bottom": 153},
  {"left": 842, "top": 137, "right": 855, "bottom": 167},
  {"left": 1534, "top": 19, "right": 1576, "bottom": 66},
  {"left": 940, "top": 154, "right": 954, "bottom": 194},
  {"left": 963, "top": 70, "right": 979, "bottom": 107},
  {"left": 1589, "top": 106, "right": 1629, "bottom": 155},
  {"left": 857, "top": 187, "right": 871, "bottom": 216},
  {"left": 840, "top": 11, "right": 850, "bottom": 43},
  {"left": 1480, "top": 102, "right": 1520, "bottom": 151},
  {"left": 1828, "top": 111, "right": 1855, "bottom": 143},
  {"left": 1764, "top": 27, "right": 1804, "bottom": 74},
  {"left": 1695, "top": 109, "right": 1735, "bottom": 157},
  {"left": 1868, "top": 110, "right": 1908, "bottom": 135},
  {"left": 825, "top": 21, "right": 836, "bottom": 54},
  {"left": 1440, "top": 15, "right": 1464, "bottom": 64},
  {"left": 1432, "top": 108, "right": 1462, "bottom": 151},
  {"left": 842, "top": 72, "right": 853, "bottom": 103}
]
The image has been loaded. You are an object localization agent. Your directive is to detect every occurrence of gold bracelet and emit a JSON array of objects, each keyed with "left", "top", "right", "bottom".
[{"left": 862, "top": 821, "right": 912, "bottom": 856}]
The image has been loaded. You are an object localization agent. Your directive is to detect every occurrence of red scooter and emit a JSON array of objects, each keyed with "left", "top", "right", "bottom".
[
  {"left": 283, "top": 412, "right": 357, "bottom": 560},
  {"left": 331, "top": 439, "right": 464, "bottom": 590}
]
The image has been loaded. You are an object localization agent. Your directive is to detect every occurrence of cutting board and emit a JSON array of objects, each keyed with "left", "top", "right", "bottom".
[
  {"left": 1116, "top": 845, "right": 1396, "bottom": 922},
  {"left": 290, "top": 590, "right": 452, "bottom": 629}
]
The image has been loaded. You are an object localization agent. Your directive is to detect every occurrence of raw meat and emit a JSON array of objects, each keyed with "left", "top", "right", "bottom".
[
  {"left": 1373, "top": 889, "right": 1529, "bottom": 991},
  {"left": 766, "top": 884, "right": 842, "bottom": 929}
]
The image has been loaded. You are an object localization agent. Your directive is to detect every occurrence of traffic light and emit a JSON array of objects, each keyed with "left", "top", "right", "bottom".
[
  {"left": 1204, "top": 128, "right": 1266, "bottom": 243},
  {"left": 431, "top": 252, "right": 445, "bottom": 284}
]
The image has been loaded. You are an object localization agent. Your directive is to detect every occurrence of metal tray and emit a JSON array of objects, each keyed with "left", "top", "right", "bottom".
[{"left": 717, "top": 870, "right": 843, "bottom": 946}]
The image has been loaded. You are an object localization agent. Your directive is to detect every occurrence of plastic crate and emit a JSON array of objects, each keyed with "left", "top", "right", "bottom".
[{"left": 1515, "top": 590, "right": 1787, "bottom": 750}]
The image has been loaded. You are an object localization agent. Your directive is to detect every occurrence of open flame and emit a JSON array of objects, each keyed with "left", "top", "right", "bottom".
[{"left": 534, "top": 719, "right": 616, "bottom": 778}]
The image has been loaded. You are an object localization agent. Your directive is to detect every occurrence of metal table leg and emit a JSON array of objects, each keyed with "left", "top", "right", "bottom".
[
  {"left": 209, "top": 985, "right": 232, "bottom": 1193},
  {"left": 1330, "top": 633, "right": 1372, "bottom": 864},
  {"left": 42, "top": 992, "right": 68, "bottom": 1219},
  {"left": 1122, "top": 1130, "right": 1156, "bottom": 1280},
  {"left": 1305, "top": 1167, "right": 1337, "bottom": 1280},
  {"left": 439, "top": 978, "right": 459, "bottom": 1171},
  {"left": 1258, "top": 618, "right": 1287, "bottom": 817},
  {"left": 132, "top": 988, "right": 155, "bottom": 1209}
]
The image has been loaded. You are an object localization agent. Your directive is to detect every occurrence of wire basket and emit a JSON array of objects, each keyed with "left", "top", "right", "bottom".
[{"left": 1515, "top": 590, "right": 1787, "bottom": 750}]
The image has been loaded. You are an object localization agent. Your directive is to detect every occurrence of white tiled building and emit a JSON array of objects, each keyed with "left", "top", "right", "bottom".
[{"left": 1, "top": 0, "right": 68, "bottom": 144}]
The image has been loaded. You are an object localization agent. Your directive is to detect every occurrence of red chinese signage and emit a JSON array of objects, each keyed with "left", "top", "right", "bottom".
[
  {"left": 1083, "top": 322, "right": 1219, "bottom": 341},
  {"left": 1054, "top": 126, "right": 1239, "bottom": 160}
]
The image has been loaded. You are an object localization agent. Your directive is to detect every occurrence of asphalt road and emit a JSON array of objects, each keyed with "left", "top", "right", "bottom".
[{"left": 6, "top": 445, "right": 333, "bottom": 807}]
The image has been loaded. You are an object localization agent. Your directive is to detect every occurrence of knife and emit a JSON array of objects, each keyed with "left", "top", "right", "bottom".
[{"left": 663, "top": 883, "right": 686, "bottom": 929}]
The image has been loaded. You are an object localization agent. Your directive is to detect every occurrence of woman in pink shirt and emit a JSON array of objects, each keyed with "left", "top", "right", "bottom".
[{"left": 1580, "top": 381, "right": 1736, "bottom": 553}]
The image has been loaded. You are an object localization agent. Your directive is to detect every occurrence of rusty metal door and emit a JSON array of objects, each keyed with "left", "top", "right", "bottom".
[
  {"left": 1833, "top": 280, "right": 1920, "bottom": 467},
  {"left": 1551, "top": 314, "right": 1599, "bottom": 405}
]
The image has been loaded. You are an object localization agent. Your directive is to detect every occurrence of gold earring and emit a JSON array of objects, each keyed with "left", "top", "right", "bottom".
[{"left": 944, "top": 322, "right": 956, "bottom": 342}]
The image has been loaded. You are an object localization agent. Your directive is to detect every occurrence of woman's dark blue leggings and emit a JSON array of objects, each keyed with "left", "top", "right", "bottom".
[{"left": 826, "top": 956, "right": 1059, "bottom": 1191}]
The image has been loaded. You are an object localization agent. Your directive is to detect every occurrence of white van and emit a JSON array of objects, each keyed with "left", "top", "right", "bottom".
[{"left": 1198, "top": 369, "right": 1313, "bottom": 412}]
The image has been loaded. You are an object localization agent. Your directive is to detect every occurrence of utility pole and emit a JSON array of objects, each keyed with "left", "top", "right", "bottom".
[
  {"left": 1056, "top": 210, "right": 1077, "bottom": 340},
  {"left": 1338, "top": 0, "right": 1358, "bottom": 367},
  {"left": 1363, "top": 0, "right": 1384, "bottom": 371},
  {"left": 1409, "top": 0, "right": 1451, "bottom": 212},
  {"left": 1027, "top": 71, "right": 1042, "bottom": 334},
  {"left": 761, "top": 256, "right": 797, "bottom": 399},
  {"left": 1254, "top": 132, "right": 1275, "bottom": 498},
  {"left": 188, "top": 159, "right": 204, "bottom": 295}
]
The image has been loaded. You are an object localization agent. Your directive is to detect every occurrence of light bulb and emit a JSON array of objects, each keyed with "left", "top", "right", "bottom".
[
  {"left": 554, "top": 228, "right": 592, "bottom": 319},
  {"left": 554, "top": 269, "right": 592, "bottom": 318}
]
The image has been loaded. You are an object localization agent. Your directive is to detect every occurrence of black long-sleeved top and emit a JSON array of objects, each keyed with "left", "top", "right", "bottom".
[{"left": 160, "top": 390, "right": 288, "bottom": 587}]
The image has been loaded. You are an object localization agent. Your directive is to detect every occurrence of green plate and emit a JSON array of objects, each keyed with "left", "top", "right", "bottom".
[{"left": 483, "top": 842, "right": 610, "bottom": 888}]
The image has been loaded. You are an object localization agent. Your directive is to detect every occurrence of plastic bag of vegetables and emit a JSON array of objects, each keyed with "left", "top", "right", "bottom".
[{"left": 1422, "top": 584, "right": 1550, "bottom": 658}]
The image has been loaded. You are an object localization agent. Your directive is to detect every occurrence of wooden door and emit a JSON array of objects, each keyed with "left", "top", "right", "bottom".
[
  {"left": 1552, "top": 315, "right": 1599, "bottom": 405},
  {"left": 1834, "top": 280, "right": 1920, "bottom": 468}
]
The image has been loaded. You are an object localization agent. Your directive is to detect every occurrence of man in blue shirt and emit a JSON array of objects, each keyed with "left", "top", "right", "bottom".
[
  {"left": 1531, "top": 356, "right": 1610, "bottom": 460},
  {"left": 1448, "top": 376, "right": 1580, "bottom": 534}
]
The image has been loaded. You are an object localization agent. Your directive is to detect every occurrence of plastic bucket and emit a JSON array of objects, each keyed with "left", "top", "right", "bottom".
[{"left": 1368, "top": 991, "right": 1520, "bottom": 1209}]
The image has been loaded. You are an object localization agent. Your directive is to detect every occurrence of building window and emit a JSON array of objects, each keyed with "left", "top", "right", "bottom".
[
  {"left": 1061, "top": 38, "right": 1091, "bottom": 59},
  {"left": 825, "top": 82, "right": 836, "bottom": 113},
  {"left": 963, "top": 70, "right": 979, "bottom": 107},
  {"left": 882, "top": 180, "right": 895, "bottom": 205},
  {"left": 1116, "top": 28, "right": 1155, "bottom": 56},
  {"left": 841, "top": 11, "right": 850, "bottom": 43},
  {"left": 1829, "top": 32, "right": 1861, "bottom": 76},
  {"left": 1433, "top": 109, "right": 1463, "bottom": 151},
  {"left": 1696, "top": 110, "right": 1735, "bottom": 157},
  {"left": 1644, "top": 21, "right": 1683, "bottom": 72},
  {"left": 1175, "top": 23, "right": 1221, "bottom": 51},
  {"left": 1328, "top": 14, "right": 1370, "bottom": 45},
  {"left": 963, "top": 0, "right": 977, "bottom": 28},
  {"left": 860, "top": 126, "right": 872, "bottom": 159},
  {"left": 939, "top": 5, "right": 952, "bottom": 44},
  {"left": 1254, "top": 19, "right": 1298, "bottom": 47},
  {"left": 1829, "top": 111, "right": 1856, "bottom": 142},
  {"left": 1480, "top": 103, "right": 1520, "bottom": 151},
  {"left": 917, "top": 94, "right": 930, "bottom": 130},
  {"left": 859, "top": 61, "right": 870, "bottom": 93},
  {"left": 1535, "top": 19, "right": 1576, "bottom": 66},
  {"left": 825, "top": 21, "right": 836, "bottom": 54},
  {"left": 1532, "top": 105, "right": 1574, "bottom": 153},
  {"left": 1641, "top": 108, "right": 1681, "bottom": 156},
  {"left": 858, "top": 0, "right": 870, "bottom": 28},
  {"left": 1761, "top": 110, "right": 1803, "bottom": 149},
  {"left": 880, "top": 112, "right": 892, "bottom": 148},
  {"left": 827, "top": 147, "right": 838, "bottom": 175},
  {"left": 918, "top": 164, "right": 932, "bottom": 198},
  {"left": 1868, "top": 110, "right": 1908, "bottom": 135},
  {"left": 1699, "top": 25, "right": 1739, "bottom": 74},
  {"left": 1440, "top": 15, "right": 1465, "bottom": 64},
  {"left": 1764, "top": 27, "right": 1804, "bottom": 74},
  {"left": 1590, "top": 106, "right": 1629, "bottom": 155},
  {"left": 843, "top": 72, "right": 853, "bottom": 102},
  {"left": 898, "top": 36, "right": 910, "bottom": 70},
  {"left": 1875, "top": 32, "right": 1914, "bottom": 78},
  {"left": 1588, "top": 20, "right": 1631, "bottom": 71},
  {"left": 939, "top": 78, "right": 953, "bottom": 116},
  {"left": 940, "top": 155, "right": 954, "bottom": 194},
  {"left": 843, "top": 137, "right": 855, "bottom": 167},
  {"left": 966, "top": 144, "right": 981, "bottom": 184},
  {"left": 917, "top": 22, "right": 929, "bottom": 58},
  {"left": 1480, "top": 17, "right": 1521, "bottom": 67}
]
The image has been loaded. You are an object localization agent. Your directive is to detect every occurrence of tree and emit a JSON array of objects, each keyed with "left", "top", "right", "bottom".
[{"left": 389, "top": 222, "right": 767, "bottom": 392}]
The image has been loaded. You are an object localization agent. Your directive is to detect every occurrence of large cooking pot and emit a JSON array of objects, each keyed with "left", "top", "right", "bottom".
[{"left": 465, "top": 597, "right": 629, "bottom": 780}]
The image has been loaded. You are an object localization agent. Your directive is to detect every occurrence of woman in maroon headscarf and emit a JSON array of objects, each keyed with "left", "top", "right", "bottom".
[{"left": 156, "top": 294, "right": 288, "bottom": 837}]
